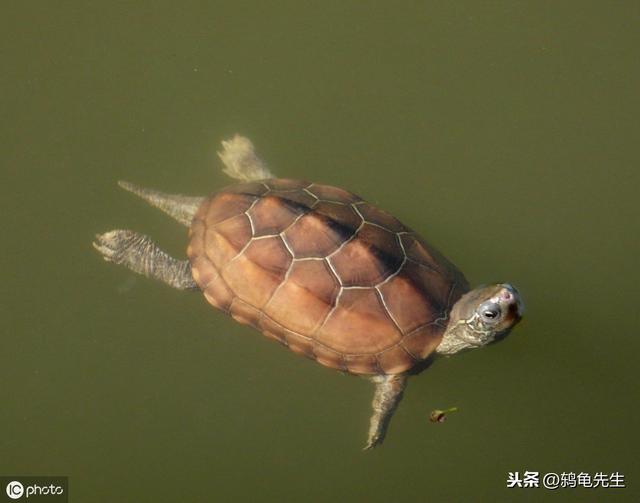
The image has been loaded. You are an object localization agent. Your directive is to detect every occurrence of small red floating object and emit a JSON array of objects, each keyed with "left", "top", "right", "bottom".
[{"left": 429, "top": 407, "right": 459, "bottom": 423}]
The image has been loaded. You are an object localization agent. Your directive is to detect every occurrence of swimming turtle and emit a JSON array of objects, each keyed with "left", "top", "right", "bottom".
[{"left": 93, "top": 135, "right": 523, "bottom": 449}]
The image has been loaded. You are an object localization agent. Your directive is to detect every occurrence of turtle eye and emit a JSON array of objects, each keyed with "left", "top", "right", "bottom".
[{"left": 478, "top": 301, "right": 501, "bottom": 323}]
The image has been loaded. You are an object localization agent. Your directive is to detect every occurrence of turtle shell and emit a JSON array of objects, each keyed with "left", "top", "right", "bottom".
[{"left": 187, "top": 179, "right": 469, "bottom": 375}]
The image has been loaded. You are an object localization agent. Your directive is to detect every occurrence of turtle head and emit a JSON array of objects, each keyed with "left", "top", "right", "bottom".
[{"left": 436, "top": 283, "right": 524, "bottom": 355}]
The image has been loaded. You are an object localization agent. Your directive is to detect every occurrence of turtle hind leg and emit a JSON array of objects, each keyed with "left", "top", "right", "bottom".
[
  {"left": 217, "top": 135, "right": 274, "bottom": 181},
  {"left": 93, "top": 230, "right": 196, "bottom": 290},
  {"left": 364, "top": 374, "right": 408, "bottom": 450}
]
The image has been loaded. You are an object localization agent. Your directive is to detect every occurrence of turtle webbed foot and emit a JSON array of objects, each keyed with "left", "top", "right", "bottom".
[
  {"left": 363, "top": 374, "right": 407, "bottom": 452},
  {"left": 93, "top": 230, "right": 139, "bottom": 264},
  {"left": 363, "top": 433, "right": 384, "bottom": 451},
  {"left": 218, "top": 135, "right": 274, "bottom": 182}
]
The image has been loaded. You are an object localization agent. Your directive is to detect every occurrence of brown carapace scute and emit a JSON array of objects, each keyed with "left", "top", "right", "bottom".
[{"left": 187, "top": 178, "right": 469, "bottom": 375}]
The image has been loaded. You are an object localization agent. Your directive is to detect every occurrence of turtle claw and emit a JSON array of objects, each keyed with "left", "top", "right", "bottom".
[
  {"left": 93, "top": 233, "right": 116, "bottom": 263},
  {"left": 362, "top": 435, "right": 381, "bottom": 451},
  {"left": 92, "top": 230, "right": 136, "bottom": 264}
]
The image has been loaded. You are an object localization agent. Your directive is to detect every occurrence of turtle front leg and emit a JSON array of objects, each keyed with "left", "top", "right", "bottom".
[
  {"left": 93, "top": 230, "right": 196, "bottom": 290},
  {"left": 217, "top": 135, "right": 274, "bottom": 181},
  {"left": 364, "top": 374, "right": 407, "bottom": 450}
]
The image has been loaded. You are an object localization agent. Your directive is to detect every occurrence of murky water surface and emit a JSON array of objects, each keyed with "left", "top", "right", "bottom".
[{"left": 2, "top": 2, "right": 638, "bottom": 501}]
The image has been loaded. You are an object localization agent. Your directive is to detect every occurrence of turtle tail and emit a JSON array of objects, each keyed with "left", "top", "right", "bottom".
[{"left": 118, "top": 181, "right": 204, "bottom": 227}]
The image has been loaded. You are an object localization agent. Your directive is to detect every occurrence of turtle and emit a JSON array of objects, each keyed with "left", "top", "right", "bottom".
[{"left": 93, "top": 135, "right": 524, "bottom": 449}]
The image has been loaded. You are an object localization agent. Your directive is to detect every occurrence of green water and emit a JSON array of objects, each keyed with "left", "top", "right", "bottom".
[{"left": 2, "top": 2, "right": 638, "bottom": 502}]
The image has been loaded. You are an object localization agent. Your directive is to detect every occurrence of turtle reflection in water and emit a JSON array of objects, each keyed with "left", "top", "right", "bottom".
[{"left": 94, "top": 136, "right": 524, "bottom": 449}]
